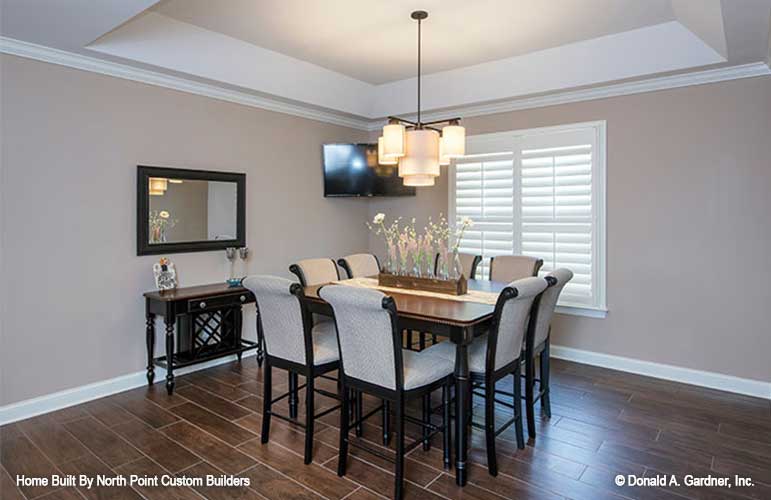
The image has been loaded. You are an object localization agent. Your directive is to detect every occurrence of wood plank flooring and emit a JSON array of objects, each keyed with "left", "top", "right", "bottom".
[{"left": 2, "top": 357, "right": 769, "bottom": 500}]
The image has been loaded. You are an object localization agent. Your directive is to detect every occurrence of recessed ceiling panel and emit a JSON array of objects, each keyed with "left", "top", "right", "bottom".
[{"left": 152, "top": 0, "right": 676, "bottom": 84}]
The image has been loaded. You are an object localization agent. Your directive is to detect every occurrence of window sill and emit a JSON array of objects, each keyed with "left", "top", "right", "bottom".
[{"left": 555, "top": 305, "right": 608, "bottom": 319}]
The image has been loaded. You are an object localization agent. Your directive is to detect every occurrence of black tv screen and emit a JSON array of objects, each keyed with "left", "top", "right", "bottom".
[{"left": 323, "top": 143, "right": 416, "bottom": 197}]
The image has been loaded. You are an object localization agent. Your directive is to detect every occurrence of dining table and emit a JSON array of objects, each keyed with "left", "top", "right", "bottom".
[{"left": 303, "top": 277, "right": 507, "bottom": 487}]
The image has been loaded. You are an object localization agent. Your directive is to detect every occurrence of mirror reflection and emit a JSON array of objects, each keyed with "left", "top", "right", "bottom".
[{"left": 147, "top": 178, "right": 238, "bottom": 244}]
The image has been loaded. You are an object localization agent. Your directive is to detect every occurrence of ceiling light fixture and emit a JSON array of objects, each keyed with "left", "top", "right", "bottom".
[{"left": 377, "top": 10, "right": 465, "bottom": 187}]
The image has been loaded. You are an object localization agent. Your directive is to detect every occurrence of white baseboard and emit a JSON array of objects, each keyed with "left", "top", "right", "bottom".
[
  {"left": 3, "top": 345, "right": 768, "bottom": 425},
  {"left": 0, "top": 352, "right": 256, "bottom": 425},
  {"left": 550, "top": 345, "right": 771, "bottom": 400}
]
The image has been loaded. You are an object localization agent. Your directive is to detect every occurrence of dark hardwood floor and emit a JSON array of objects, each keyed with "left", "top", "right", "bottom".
[{"left": 2, "top": 355, "right": 770, "bottom": 500}]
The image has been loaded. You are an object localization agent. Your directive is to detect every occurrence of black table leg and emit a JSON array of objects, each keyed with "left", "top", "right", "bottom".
[
  {"left": 165, "top": 317, "right": 175, "bottom": 395},
  {"left": 146, "top": 311, "right": 155, "bottom": 386},
  {"left": 288, "top": 372, "right": 299, "bottom": 419},
  {"left": 454, "top": 331, "right": 471, "bottom": 486}
]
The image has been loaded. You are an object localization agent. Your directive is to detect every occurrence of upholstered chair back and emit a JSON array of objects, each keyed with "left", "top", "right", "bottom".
[
  {"left": 339, "top": 253, "right": 380, "bottom": 278},
  {"left": 434, "top": 252, "right": 482, "bottom": 279},
  {"left": 319, "top": 285, "right": 399, "bottom": 390},
  {"left": 531, "top": 268, "right": 573, "bottom": 348},
  {"left": 489, "top": 255, "right": 543, "bottom": 282},
  {"left": 290, "top": 258, "right": 340, "bottom": 286},
  {"left": 490, "top": 277, "right": 548, "bottom": 370},
  {"left": 242, "top": 275, "right": 308, "bottom": 365}
]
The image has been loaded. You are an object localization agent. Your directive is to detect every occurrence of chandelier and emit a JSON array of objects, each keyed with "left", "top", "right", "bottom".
[{"left": 377, "top": 10, "right": 465, "bottom": 187}]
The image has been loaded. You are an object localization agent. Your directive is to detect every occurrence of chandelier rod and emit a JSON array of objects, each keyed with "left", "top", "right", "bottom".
[{"left": 417, "top": 13, "right": 422, "bottom": 127}]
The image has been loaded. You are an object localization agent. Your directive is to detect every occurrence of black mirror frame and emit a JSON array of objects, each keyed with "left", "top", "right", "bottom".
[{"left": 137, "top": 165, "right": 246, "bottom": 256}]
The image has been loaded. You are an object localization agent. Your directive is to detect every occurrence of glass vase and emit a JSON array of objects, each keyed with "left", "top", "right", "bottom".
[{"left": 451, "top": 250, "right": 463, "bottom": 280}]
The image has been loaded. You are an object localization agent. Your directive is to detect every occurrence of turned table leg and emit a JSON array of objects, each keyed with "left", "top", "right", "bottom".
[
  {"left": 454, "top": 329, "right": 471, "bottom": 486},
  {"left": 146, "top": 312, "right": 156, "bottom": 385}
]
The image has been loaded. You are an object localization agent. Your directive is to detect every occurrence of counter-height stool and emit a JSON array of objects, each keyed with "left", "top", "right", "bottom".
[
  {"left": 489, "top": 255, "right": 543, "bottom": 282},
  {"left": 426, "top": 276, "right": 548, "bottom": 476},
  {"left": 319, "top": 285, "right": 454, "bottom": 500},
  {"left": 337, "top": 253, "right": 381, "bottom": 278},
  {"left": 241, "top": 275, "right": 341, "bottom": 464},
  {"left": 523, "top": 268, "right": 573, "bottom": 439},
  {"left": 289, "top": 257, "right": 341, "bottom": 287},
  {"left": 434, "top": 252, "right": 482, "bottom": 280},
  {"left": 286, "top": 258, "right": 340, "bottom": 418}
]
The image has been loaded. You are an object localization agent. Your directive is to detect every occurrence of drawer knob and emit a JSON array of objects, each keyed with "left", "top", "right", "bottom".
[
  {"left": 199, "top": 301, "right": 207, "bottom": 309},
  {"left": 240, "top": 295, "right": 246, "bottom": 302}
]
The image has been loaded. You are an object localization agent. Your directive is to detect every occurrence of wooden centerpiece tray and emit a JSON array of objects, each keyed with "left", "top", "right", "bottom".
[{"left": 378, "top": 272, "right": 468, "bottom": 296}]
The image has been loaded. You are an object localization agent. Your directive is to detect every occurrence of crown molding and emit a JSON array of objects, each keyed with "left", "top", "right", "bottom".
[
  {"left": 0, "top": 36, "right": 371, "bottom": 130},
  {"left": 2, "top": 36, "right": 768, "bottom": 134},
  {"left": 367, "top": 61, "right": 771, "bottom": 130}
]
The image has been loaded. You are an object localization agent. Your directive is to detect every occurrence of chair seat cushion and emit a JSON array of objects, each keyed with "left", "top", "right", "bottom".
[
  {"left": 311, "top": 320, "right": 340, "bottom": 365},
  {"left": 424, "top": 336, "right": 489, "bottom": 374},
  {"left": 402, "top": 350, "right": 454, "bottom": 390}
]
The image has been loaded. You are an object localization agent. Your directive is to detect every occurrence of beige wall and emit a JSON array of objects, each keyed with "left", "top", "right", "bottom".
[
  {"left": 0, "top": 55, "right": 369, "bottom": 405},
  {"left": 370, "top": 76, "right": 771, "bottom": 383}
]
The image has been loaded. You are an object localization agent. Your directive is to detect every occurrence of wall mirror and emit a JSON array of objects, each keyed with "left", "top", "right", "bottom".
[{"left": 137, "top": 165, "right": 245, "bottom": 255}]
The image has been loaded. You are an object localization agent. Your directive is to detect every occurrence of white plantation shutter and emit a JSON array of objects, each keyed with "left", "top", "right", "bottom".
[
  {"left": 454, "top": 152, "right": 515, "bottom": 279},
  {"left": 449, "top": 123, "right": 606, "bottom": 313}
]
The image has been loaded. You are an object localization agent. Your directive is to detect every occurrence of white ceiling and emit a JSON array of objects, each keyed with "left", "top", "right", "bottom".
[
  {"left": 151, "top": 0, "right": 677, "bottom": 84},
  {"left": 2, "top": 0, "right": 770, "bottom": 121}
]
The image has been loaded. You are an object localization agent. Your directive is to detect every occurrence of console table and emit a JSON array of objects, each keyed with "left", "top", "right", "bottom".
[{"left": 144, "top": 283, "right": 262, "bottom": 394}]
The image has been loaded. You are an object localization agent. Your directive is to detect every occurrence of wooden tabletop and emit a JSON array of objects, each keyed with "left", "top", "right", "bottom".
[
  {"left": 143, "top": 282, "right": 252, "bottom": 302},
  {"left": 304, "top": 278, "right": 507, "bottom": 327}
]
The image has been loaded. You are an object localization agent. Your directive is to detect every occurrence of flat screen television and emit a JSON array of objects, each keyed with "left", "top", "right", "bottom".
[{"left": 322, "top": 143, "right": 416, "bottom": 197}]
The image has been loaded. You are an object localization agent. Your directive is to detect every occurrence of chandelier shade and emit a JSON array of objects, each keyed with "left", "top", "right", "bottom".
[
  {"left": 398, "top": 129, "right": 440, "bottom": 178},
  {"left": 403, "top": 174, "right": 436, "bottom": 186},
  {"left": 378, "top": 137, "right": 398, "bottom": 165},
  {"left": 382, "top": 123, "right": 406, "bottom": 158},
  {"left": 441, "top": 124, "right": 466, "bottom": 158}
]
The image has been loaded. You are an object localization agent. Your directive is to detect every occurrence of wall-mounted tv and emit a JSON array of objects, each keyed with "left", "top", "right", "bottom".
[{"left": 322, "top": 143, "right": 416, "bottom": 197}]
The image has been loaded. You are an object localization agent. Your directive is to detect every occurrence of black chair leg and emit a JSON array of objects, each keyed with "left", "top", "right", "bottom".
[
  {"left": 431, "top": 333, "right": 437, "bottom": 345},
  {"left": 406, "top": 330, "right": 414, "bottom": 350},
  {"left": 261, "top": 362, "right": 272, "bottom": 443},
  {"left": 288, "top": 372, "right": 299, "bottom": 419},
  {"left": 382, "top": 400, "right": 391, "bottom": 445},
  {"left": 422, "top": 393, "right": 431, "bottom": 451},
  {"left": 540, "top": 341, "right": 552, "bottom": 418},
  {"left": 419, "top": 332, "right": 426, "bottom": 351},
  {"left": 304, "top": 374, "right": 315, "bottom": 464},
  {"left": 394, "top": 397, "right": 405, "bottom": 500},
  {"left": 513, "top": 365, "right": 525, "bottom": 449},
  {"left": 337, "top": 385, "right": 349, "bottom": 476},
  {"left": 355, "top": 390, "right": 363, "bottom": 437},
  {"left": 525, "top": 355, "right": 536, "bottom": 439},
  {"left": 442, "top": 381, "right": 451, "bottom": 470},
  {"left": 484, "top": 378, "right": 498, "bottom": 476}
]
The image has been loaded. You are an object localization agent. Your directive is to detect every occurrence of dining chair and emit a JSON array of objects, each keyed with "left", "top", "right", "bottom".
[
  {"left": 425, "top": 276, "right": 548, "bottom": 476},
  {"left": 287, "top": 258, "right": 341, "bottom": 417},
  {"left": 241, "top": 275, "right": 341, "bottom": 464},
  {"left": 289, "top": 258, "right": 341, "bottom": 286},
  {"left": 319, "top": 285, "right": 454, "bottom": 500},
  {"left": 337, "top": 253, "right": 381, "bottom": 279},
  {"left": 489, "top": 255, "right": 543, "bottom": 282},
  {"left": 522, "top": 268, "right": 573, "bottom": 439},
  {"left": 434, "top": 252, "right": 482, "bottom": 279}
]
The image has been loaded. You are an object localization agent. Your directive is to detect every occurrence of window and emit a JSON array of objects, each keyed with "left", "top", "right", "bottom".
[{"left": 449, "top": 121, "right": 606, "bottom": 316}]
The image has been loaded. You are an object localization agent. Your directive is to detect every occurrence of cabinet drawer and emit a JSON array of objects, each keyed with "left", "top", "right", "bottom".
[{"left": 188, "top": 293, "right": 249, "bottom": 312}]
